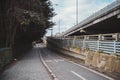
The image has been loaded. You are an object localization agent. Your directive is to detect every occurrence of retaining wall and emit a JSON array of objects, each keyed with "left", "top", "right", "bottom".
[{"left": 47, "top": 38, "right": 120, "bottom": 73}]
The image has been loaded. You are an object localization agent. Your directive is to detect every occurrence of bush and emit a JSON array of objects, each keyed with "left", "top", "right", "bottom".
[{"left": 0, "top": 48, "right": 13, "bottom": 70}]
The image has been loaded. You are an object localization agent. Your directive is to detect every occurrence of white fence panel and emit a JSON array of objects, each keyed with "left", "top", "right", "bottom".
[{"left": 48, "top": 37, "right": 120, "bottom": 55}]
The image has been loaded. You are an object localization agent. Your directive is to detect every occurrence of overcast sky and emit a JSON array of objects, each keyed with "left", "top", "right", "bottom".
[{"left": 46, "top": 0, "right": 114, "bottom": 36}]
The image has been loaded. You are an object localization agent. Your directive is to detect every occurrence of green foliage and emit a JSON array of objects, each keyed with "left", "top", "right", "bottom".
[
  {"left": 71, "top": 46, "right": 79, "bottom": 49},
  {"left": 0, "top": 0, "right": 55, "bottom": 48},
  {"left": 0, "top": 48, "right": 12, "bottom": 70},
  {"left": 97, "top": 50, "right": 103, "bottom": 53}
]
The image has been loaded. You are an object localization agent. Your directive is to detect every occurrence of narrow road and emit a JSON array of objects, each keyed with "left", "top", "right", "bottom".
[
  {"left": 0, "top": 43, "right": 115, "bottom": 80},
  {"left": 40, "top": 44, "right": 114, "bottom": 80},
  {"left": 0, "top": 48, "right": 51, "bottom": 80}
]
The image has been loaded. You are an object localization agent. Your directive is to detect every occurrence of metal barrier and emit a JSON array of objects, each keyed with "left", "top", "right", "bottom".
[{"left": 47, "top": 37, "right": 120, "bottom": 55}]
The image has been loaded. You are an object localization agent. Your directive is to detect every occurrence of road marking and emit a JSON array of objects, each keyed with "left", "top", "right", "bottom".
[
  {"left": 45, "top": 59, "right": 64, "bottom": 63},
  {"left": 54, "top": 59, "right": 58, "bottom": 62},
  {"left": 45, "top": 60, "right": 53, "bottom": 62},
  {"left": 53, "top": 53, "right": 114, "bottom": 80},
  {"left": 54, "top": 59, "right": 64, "bottom": 62},
  {"left": 70, "top": 61, "right": 114, "bottom": 80},
  {"left": 71, "top": 71, "right": 86, "bottom": 80},
  {"left": 39, "top": 50, "right": 59, "bottom": 80}
]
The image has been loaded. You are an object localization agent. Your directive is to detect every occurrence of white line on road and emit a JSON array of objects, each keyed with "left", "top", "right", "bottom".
[
  {"left": 71, "top": 71, "right": 86, "bottom": 80},
  {"left": 54, "top": 59, "right": 64, "bottom": 62},
  {"left": 54, "top": 59, "right": 58, "bottom": 62},
  {"left": 70, "top": 62, "right": 114, "bottom": 80},
  {"left": 45, "top": 60, "right": 53, "bottom": 62},
  {"left": 45, "top": 59, "right": 64, "bottom": 63},
  {"left": 39, "top": 50, "right": 59, "bottom": 80},
  {"left": 55, "top": 53, "right": 114, "bottom": 80}
]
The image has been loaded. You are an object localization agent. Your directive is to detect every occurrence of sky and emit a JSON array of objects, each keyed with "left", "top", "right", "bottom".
[{"left": 46, "top": 0, "right": 114, "bottom": 36}]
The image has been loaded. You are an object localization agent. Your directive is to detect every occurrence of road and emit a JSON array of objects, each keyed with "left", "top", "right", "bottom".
[
  {"left": 0, "top": 43, "right": 114, "bottom": 80},
  {"left": 40, "top": 44, "right": 114, "bottom": 80},
  {"left": 0, "top": 48, "right": 51, "bottom": 80}
]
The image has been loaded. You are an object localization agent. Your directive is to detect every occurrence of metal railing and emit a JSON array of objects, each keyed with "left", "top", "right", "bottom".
[
  {"left": 47, "top": 37, "right": 120, "bottom": 55},
  {"left": 85, "top": 41, "right": 120, "bottom": 54}
]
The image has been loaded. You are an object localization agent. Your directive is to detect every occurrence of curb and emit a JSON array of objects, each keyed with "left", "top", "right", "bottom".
[{"left": 39, "top": 50, "right": 59, "bottom": 80}]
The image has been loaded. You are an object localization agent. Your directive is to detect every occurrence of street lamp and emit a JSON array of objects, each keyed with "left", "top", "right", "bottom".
[
  {"left": 76, "top": 0, "right": 79, "bottom": 25},
  {"left": 51, "top": 3, "right": 59, "bottom": 36},
  {"left": 58, "top": 19, "right": 61, "bottom": 34}
]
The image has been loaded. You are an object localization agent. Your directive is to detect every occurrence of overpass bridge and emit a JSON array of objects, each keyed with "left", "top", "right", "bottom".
[
  {"left": 1, "top": 1, "right": 120, "bottom": 80},
  {"left": 45, "top": 1, "right": 120, "bottom": 77},
  {"left": 61, "top": 1, "right": 120, "bottom": 37}
]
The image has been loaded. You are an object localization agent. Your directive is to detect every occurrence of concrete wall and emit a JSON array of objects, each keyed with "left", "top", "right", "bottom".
[
  {"left": 47, "top": 38, "right": 120, "bottom": 73},
  {"left": 85, "top": 51, "right": 120, "bottom": 73}
]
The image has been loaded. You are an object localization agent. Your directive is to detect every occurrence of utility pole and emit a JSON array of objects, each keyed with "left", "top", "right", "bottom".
[
  {"left": 58, "top": 19, "right": 61, "bottom": 34},
  {"left": 51, "top": 3, "right": 59, "bottom": 36},
  {"left": 76, "top": 0, "right": 79, "bottom": 25}
]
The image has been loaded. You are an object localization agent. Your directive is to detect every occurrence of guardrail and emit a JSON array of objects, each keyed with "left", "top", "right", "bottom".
[
  {"left": 83, "top": 41, "right": 120, "bottom": 54},
  {"left": 47, "top": 36, "right": 120, "bottom": 55}
]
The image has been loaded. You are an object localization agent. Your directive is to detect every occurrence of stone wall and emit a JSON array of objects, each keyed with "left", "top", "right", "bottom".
[{"left": 85, "top": 51, "right": 120, "bottom": 73}]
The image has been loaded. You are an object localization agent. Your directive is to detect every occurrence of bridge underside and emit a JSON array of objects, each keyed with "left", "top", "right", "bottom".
[{"left": 70, "top": 15, "right": 120, "bottom": 36}]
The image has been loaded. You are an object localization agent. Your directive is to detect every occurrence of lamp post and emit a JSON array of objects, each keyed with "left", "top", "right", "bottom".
[
  {"left": 51, "top": 3, "right": 59, "bottom": 36},
  {"left": 76, "top": 0, "right": 79, "bottom": 25},
  {"left": 58, "top": 19, "right": 61, "bottom": 35}
]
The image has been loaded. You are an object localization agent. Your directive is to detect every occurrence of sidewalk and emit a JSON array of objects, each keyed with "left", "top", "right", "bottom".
[{"left": 0, "top": 48, "right": 51, "bottom": 80}]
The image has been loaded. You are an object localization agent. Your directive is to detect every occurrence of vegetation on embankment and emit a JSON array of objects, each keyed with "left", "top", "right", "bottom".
[
  {"left": 0, "top": 0, "right": 55, "bottom": 70},
  {"left": 0, "top": 48, "right": 12, "bottom": 71}
]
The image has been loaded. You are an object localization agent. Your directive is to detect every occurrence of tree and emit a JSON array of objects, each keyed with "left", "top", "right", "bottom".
[{"left": 0, "top": 0, "right": 55, "bottom": 48}]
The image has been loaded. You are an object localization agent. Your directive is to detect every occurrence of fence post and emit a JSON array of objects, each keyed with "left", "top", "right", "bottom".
[
  {"left": 114, "top": 41, "right": 116, "bottom": 53},
  {"left": 67, "top": 37, "right": 69, "bottom": 47},
  {"left": 83, "top": 35, "right": 86, "bottom": 49},
  {"left": 115, "top": 33, "right": 119, "bottom": 41},
  {"left": 98, "top": 34, "right": 102, "bottom": 40},
  {"left": 67, "top": 37, "right": 69, "bottom": 46},
  {"left": 97, "top": 40, "right": 100, "bottom": 51},
  {"left": 83, "top": 40, "right": 85, "bottom": 49},
  {"left": 73, "top": 36, "right": 76, "bottom": 46}
]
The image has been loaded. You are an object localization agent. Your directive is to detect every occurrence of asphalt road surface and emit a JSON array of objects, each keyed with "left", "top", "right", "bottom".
[
  {"left": 0, "top": 48, "right": 51, "bottom": 80},
  {"left": 40, "top": 44, "right": 114, "bottom": 80},
  {"left": 0, "top": 43, "right": 114, "bottom": 80}
]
